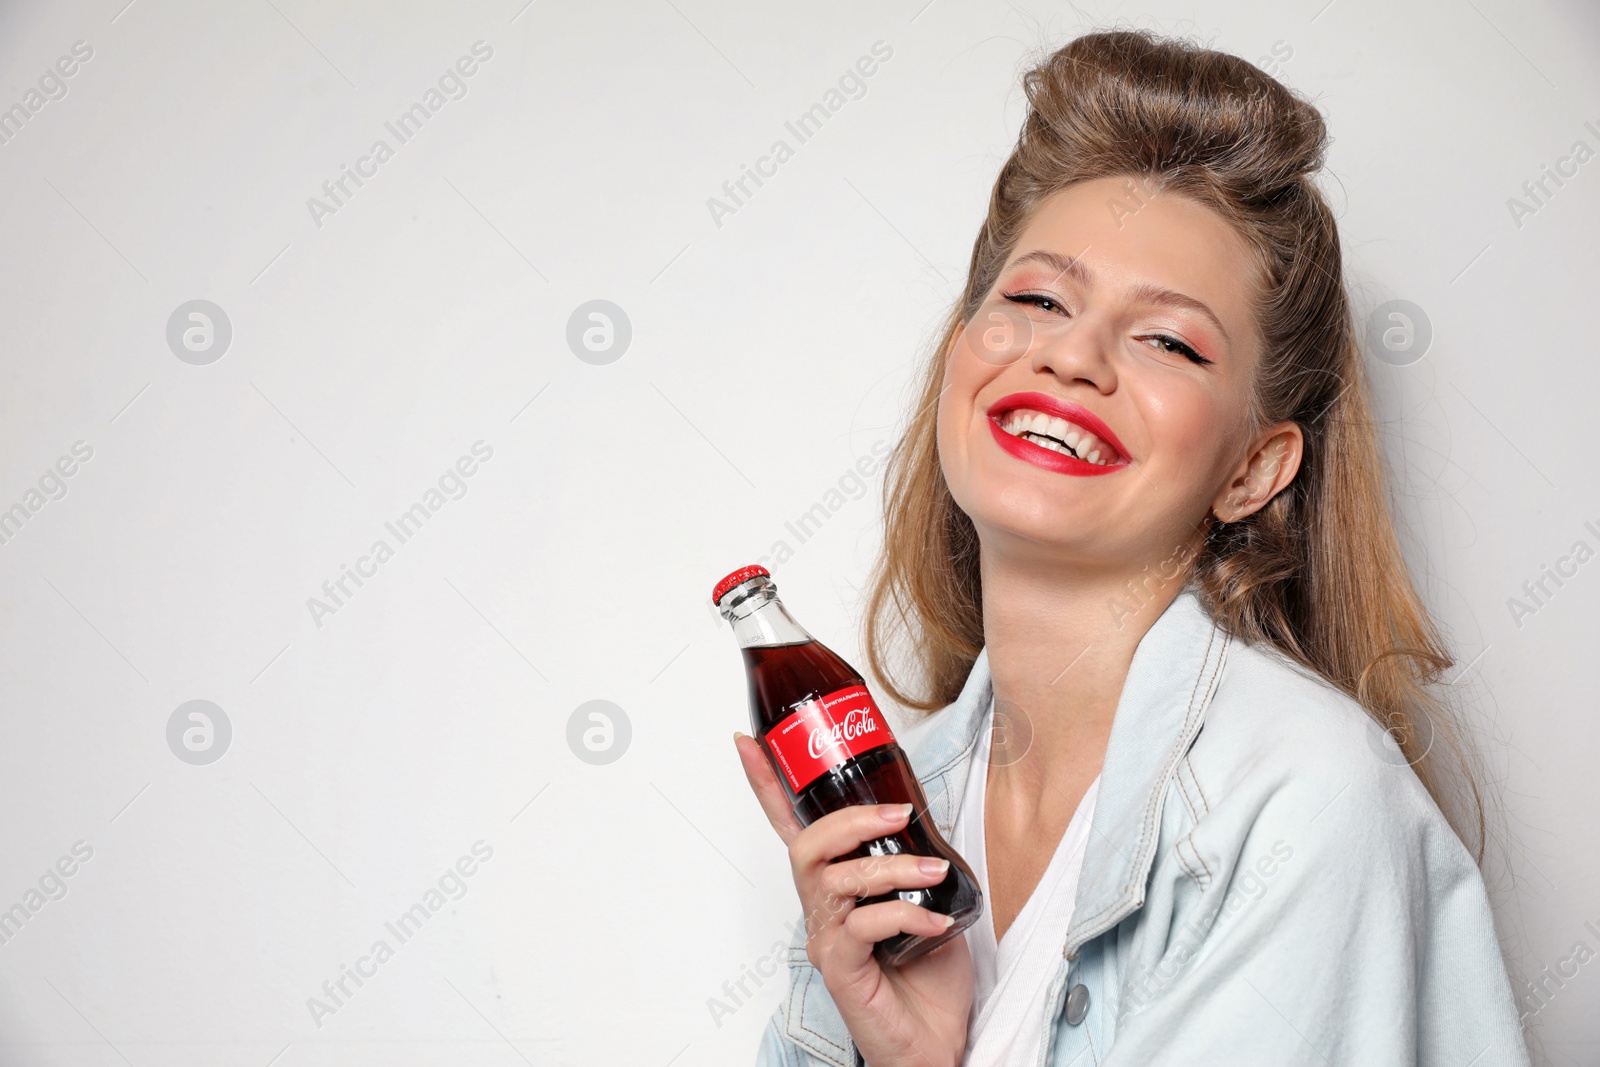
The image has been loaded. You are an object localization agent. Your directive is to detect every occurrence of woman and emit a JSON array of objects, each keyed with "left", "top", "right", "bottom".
[{"left": 734, "top": 29, "right": 1529, "bottom": 1067}]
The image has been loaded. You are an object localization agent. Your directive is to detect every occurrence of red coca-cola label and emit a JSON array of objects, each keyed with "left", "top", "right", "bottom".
[{"left": 763, "top": 684, "right": 894, "bottom": 793}]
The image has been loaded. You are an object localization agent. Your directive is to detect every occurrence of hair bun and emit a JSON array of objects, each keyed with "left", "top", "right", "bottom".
[{"left": 1021, "top": 30, "right": 1328, "bottom": 204}]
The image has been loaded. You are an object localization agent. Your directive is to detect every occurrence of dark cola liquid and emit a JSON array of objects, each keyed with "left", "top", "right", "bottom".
[{"left": 743, "top": 640, "right": 982, "bottom": 966}]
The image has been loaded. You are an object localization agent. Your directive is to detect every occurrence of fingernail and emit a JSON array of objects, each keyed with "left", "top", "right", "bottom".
[
  {"left": 939, "top": 913, "right": 956, "bottom": 929},
  {"left": 919, "top": 857, "right": 949, "bottom": 877},
  {"left": 883, "top": 803, "right": 913, "bottom": 824},
  {"left": 733, "top": 731, "right": 748, "bottom": 742}
]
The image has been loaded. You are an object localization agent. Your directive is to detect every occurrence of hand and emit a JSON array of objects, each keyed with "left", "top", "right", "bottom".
[{"left": 735, "top": 732, "right": 973, "bottom": 1067}]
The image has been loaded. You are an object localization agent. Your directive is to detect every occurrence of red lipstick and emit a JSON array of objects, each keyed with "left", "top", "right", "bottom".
[{"left": 984, "top": 392, "right": 1129, "bottom": 476}]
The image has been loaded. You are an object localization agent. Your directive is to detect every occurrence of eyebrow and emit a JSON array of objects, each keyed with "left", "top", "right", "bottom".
[{"left": 1007, "top": 249, "right": 1231, "bottom": 345}]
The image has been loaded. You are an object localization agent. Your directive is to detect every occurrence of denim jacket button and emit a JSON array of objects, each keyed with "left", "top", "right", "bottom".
[{"left": 1065, "top": 983, "right": 1090, "bottom": 1025}]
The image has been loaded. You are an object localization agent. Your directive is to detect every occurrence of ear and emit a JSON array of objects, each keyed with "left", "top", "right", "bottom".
[{"left": 1211, "top": 421, "right": 1303, "bottom": 523}]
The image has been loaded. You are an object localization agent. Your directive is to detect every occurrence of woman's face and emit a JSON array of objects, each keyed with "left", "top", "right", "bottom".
[{"left": 937, "top": 175, "right": 1300, "bottom": 571}]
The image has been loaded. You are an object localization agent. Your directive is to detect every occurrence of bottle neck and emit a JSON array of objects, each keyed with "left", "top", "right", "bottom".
[{"left": 720, "top": 577, "right": 813, "bottom": 649}]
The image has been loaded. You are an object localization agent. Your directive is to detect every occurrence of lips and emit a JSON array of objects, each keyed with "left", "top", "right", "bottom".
[{"left": 984, "top": 391, "right": 1129, "bottom": 476}]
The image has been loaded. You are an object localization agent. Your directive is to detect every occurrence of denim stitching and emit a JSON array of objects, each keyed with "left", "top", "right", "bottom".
[
  {"left": 1176, "top": 833, "right": 1212, "bottom": 887},
  {"left": 1174, "top": 761, "right": 1200, "bottom": 822},
  {"left": 792, "top": 965, "right": 850, "bottom": 1061},
  {"left": 1185, "top": 754, "right": 1212, "bottom": 814},
  {"left": 1174, "top": 836, "right": 1202, "bottom": 884},
  {"left": 1070, "top": 624, "right": 1226, "bottom": 937}
]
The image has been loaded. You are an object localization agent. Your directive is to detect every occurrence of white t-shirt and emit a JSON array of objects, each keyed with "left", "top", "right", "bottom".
[{"left": 951, "top": 699, "right": 1102, "bottom": 1067}]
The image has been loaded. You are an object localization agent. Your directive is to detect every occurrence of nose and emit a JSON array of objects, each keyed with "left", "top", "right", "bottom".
[{"left": 1028, "top": 310, "right": 1118, "bottom": 394}]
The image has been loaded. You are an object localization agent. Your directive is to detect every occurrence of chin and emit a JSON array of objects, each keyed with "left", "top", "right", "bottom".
[
  {"left": 953, "top": 467, "right": 1185, "bottom": 573},
  {"left": 956, "top": 480, "right": 1086, "bottom": 552}
]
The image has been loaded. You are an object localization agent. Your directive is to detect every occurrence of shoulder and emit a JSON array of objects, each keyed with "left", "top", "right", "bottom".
[
  {"left": 1118, "top": 632, "right": 1526, "bottom": 1064},
  {"left": 1196, "top": 632, "right": 1426, "bottom": 810},
  {"left": 1183, "top": 632, "right": 1473, "bottom": 878}
]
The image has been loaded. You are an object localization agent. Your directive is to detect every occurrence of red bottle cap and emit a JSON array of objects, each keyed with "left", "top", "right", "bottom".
[{"left": 712, "top": 564, "right": 770, "bottom": 605}]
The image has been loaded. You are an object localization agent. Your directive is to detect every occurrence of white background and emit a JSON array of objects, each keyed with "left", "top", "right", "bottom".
[{"left": 0, "top": 0, "right": 1596, "bottom": 1064}]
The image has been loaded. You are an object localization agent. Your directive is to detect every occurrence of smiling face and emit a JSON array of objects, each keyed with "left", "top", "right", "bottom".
[{"left": 937, "top": 175, "right": 1301, "bottom": 572}]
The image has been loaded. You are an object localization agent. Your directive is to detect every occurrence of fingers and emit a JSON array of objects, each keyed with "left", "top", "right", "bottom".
[
  {"left": 789, "top": 802, "right": 912, "bottom": 871},
  {"left": 735, "top": 732, "right": 953, "bottom": 980},
  {"left": 819, "top": 853, "right": 950, "bottom": 902},
  {"left": 733, "top": 732, "right": 805, "bottom": 845},
  {"left": 834, "top": 900, "right": 956, "bottom": 971},
  {"left": 732, "top": 733, "right": 916, "bottom": 870},
  {"left": 846, "top": 899, "right": 956, "bottom": 943}
]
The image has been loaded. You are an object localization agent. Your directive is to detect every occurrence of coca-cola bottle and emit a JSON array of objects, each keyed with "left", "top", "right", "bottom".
[{"left": 714, "top": 564, "right": 982, "bottom": 966}]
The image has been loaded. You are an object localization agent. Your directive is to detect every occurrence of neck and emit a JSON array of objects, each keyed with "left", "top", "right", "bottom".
[{"left": 977, "top": 537, "right": 1198, "bottom": 810}]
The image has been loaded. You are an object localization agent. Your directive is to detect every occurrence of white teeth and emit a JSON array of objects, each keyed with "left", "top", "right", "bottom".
[{"left": 997, "top": 407, "right": 1118, "bottom": 465}]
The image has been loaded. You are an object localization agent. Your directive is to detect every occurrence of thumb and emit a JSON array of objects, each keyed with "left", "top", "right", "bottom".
[{"left": 734, "top": 732, "right": 805, "bottom": 846}]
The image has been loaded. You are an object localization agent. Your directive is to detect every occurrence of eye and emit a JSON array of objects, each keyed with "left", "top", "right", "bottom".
[
  {"left": 1002, "top": 291, "right": 1068, "bottom": 315},
  {"left": 1143, "top": 333, "right": 1213, "bottom": 366}
]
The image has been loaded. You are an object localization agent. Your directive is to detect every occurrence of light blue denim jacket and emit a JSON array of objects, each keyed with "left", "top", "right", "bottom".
[{"left": 757, "top": 585, "right": 1530, "bottom": 1066}]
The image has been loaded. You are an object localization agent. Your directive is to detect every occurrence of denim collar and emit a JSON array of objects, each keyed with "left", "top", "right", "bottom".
[{"left": 904, "top": 585, "right": 1231, "bottom": 957}]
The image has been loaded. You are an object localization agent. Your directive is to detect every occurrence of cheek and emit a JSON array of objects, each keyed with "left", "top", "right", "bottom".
[
  {"left": 944, "top": 335, "right": 985, "bottom": 391},
  {"left": 1146, "top": 385, "right": 1235, "bottom": 477},
  {"left": 934, "top": 353, "right": 996, "bottom": 499},
  {"left": 936, "top": 346, "right": 988, "bottom": 437},
  {"left": 934, "top": 381, "right": 968, "bottom": 481}
]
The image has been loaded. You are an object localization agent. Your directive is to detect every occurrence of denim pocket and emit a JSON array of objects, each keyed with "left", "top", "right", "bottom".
[{"left": 780, "top": 963, "right": 856, "bottom": 1067}]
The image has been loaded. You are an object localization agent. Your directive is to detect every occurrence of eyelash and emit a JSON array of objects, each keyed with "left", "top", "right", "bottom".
[{"left": 1000, "top": 291, "right": 1214, "bottom": 367}]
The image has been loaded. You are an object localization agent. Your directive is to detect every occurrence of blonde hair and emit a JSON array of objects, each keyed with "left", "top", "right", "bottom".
[{"left": 865, "top": 29, "right": 1486, "bottom": 859}]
